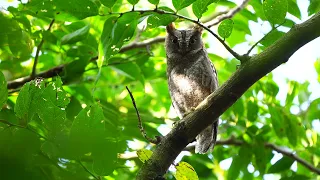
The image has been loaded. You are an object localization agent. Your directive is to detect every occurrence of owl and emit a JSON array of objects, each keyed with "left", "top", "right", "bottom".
[{"left": 165, "top": 23, "right": 219, "bottom": 154}]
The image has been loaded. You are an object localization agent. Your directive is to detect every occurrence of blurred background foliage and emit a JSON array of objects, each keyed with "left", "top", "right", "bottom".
[{"left": 0, "top": 0, "right": 320, "bottom": 179}]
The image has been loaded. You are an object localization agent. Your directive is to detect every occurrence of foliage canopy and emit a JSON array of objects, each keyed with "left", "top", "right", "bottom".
[{"left": 0, "top": 0, "right": 320, "bottom": 179}]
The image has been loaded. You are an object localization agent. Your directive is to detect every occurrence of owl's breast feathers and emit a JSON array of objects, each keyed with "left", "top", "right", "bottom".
[{"left": 167, "top": 53, "right": 218, "bottom": 116}]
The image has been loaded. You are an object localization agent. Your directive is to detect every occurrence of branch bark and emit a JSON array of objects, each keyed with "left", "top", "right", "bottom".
[{"left": 136, "top": 12, "right": 320, "bottom": 179}]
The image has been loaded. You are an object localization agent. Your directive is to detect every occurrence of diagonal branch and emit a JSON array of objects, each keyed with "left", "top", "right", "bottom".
[
  {"left": 30, "top": 19, "right": 55, "bottom": 78},
  {"left": 136, "top": 11, "right": 320, "bottom": 179},
  {"left": 207, "top": 0, "right": 250, "bottom": 27},
  {"left": 184, "top": 137, "right": 320, "bottom": 175},
  {"left": 265, "top": 143, "right": 320, "bottom": 174},
  {"left": 110, "top": 9, "right": 245, "bottom": 61}
]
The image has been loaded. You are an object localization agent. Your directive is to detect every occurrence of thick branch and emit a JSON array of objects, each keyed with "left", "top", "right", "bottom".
[
  {"left": 137, "top": 12, "right": 320, "bottom": 179},
  {"left": 7, "top": 37, "right": 163, "bottom": 90}
]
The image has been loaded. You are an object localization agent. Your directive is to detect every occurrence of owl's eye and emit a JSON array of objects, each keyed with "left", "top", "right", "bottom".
[
  {"left": 190, "top": 38, "right": 197, "bottom": 44},
  {"left": 172, "top": 39, "right": 178, "bottom": 44}
]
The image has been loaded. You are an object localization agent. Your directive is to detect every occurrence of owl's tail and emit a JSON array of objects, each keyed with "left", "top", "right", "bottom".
[{"left": 195, "top": 119, "right": 218, "bottom": 154}]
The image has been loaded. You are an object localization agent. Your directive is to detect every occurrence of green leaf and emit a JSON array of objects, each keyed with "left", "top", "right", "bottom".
[
  {"left": 288, "top": 0, "right": 301, "bottom": 19},
  {"left": 308, "top": 0, "right": 320, "bottom": 16},
  {"left": 110, "top": 62, "right": 145, "bottom": 85},
  {"left": 268, "top": 105, "right": 286, "bottom": 138},
  {"left": 148, "top": 0, "right": 160, "bottom": 5},
  {"left": 0, "top": 72, "right": 7, "bottom": 107},
  {"left": 172, "top": 0, "right": 197, "bottom": 11},
  {"left": 127, "top": 0, "right": 139, "bottom": 5},
  {"left": 283, "top": 111, "right": 299, "bottom": 146},
  {"left": 285, "top": 81, "right": 298, "bottom": 107},
  {"left": 137, "top": 149, "right": 153, "bottom": 163},
  {"left": 92, "top": 140, "right": 118, "bottom": 176},
  {"left": 101, "top": 13, "right": 139, "bottom": 63},
  {"left": 253, "top": 142, "right": 268, "bottom": 174},
  {"left": 69, "top": 104, "right": 106, "bottom": 155},
  {"left": 14, "top": 82, "right": 34, "bottom": 121},
  {"left": 261, "top": 30, "right": 285, "bottom": 47},
  {"left": 263, "top": 0, "right": 288, "bottom": 24},
  {"left": 218, "top": 19, "right": 234, "bottom": 38},
  {"left": 147, "top": 7, "right": 177, "bottom": 28},
  {"left": 55, "top": 0, "right": 99, "bottom": 20},
  {"left": 306, "top": 98, "right": 320, "bottom": 120},
  {"left": 227, "top": 156, "right": 241, "bottom": 180},
  {"left": 192, "top": 0, "right": 219, "bottom": 19},
  {"left": 100, "top": 0, "right": 117, "bottom": 8},
  {"left": 61, "top": 25, "right": 90, "bottom": 45},
  {"left": 268, "top": 156, "right": 294, "bottom": 173},
  {"left": 247, "top": 100, "right": 258, "bottom": 122},
  {"left": 174, "top": 161, "right": 199, "bottom": 180}
]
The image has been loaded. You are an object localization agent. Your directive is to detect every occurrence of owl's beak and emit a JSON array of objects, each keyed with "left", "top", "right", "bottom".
[{"left": 179, "top": 42, "right": 190, "bottom": 53}]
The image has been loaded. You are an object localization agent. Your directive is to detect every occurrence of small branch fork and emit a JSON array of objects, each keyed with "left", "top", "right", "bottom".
[
  {"left": 30, "top": 19, "right": 55, "bottom": 79},
  {"left": 125, "top": 86, "right": 161, "bottom": 144},
  {"left": 245, "top": 22, "right": 285, "bottom": 56},
  {"left": 207, "top": 0, "right": 250, "bottom": 28}
]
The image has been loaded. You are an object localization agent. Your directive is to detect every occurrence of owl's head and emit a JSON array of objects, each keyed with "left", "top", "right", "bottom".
[{"left": 165, "top": 23, "right": 203, "bottom": 55}]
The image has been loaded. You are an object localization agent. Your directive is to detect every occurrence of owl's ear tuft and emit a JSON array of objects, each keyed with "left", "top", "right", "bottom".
[
  {"left": 166, "top": 23, "right": 176, "bottom": 34},
  {"left": 193, "top": 25, "right": 203, "bottom": 34}
]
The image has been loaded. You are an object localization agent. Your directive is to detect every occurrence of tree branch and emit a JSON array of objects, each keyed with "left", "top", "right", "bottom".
[
  {"left": 265, "top": 143, "right": 320, "bottom": 174},
  {"left": 246, "top": 22, "right": 284, "bottom": 56},
  {"left": 110, "top": 9, "right": 244, "bottom": 61},
  {"left": 136, "top": 12, "right": 320, "bottom": 179},
  {"left": 207, "top": 0, "right": 250, "bottom": 27},
  {"left": 185, "top": 138, "right": 320, "bottom": 175},
  {"left": 7, "top": 37, "right": 164, "bottom": 90},
  {"left": 126, "top": 86, "right": 161, "bottom": 144},
  {"left": 30, "top": 19, "right": 55, "bottom": 78}
]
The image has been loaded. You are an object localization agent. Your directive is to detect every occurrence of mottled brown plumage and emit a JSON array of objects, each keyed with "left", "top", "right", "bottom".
[{"left": 165, "top": 23, "right": 219, "bottom": 154}]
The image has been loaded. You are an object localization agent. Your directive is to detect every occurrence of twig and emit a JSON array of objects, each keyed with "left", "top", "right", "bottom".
[
  {"left": 119, "top": 37, "right": 165, "bottom": 53},
  {"left": 0, "top": 119, "right": 24, "bottom": 128},
  {"left": 109, "top": 9, "right": 244, "bottom": 61},
  {"left": 0, "top": 119, "right": 48, "bottom": 140},
  {"left": 7, "top": 37, "right": 164, "bottom": 90},
  {"left": 246, "top": 23, "right": 284, "bottom": 56},
  {"left": 31, "top": 19, "right": 55, "bottom": 78},
  {"left": 265, "top": 143, "right": 320, "bottom": 175},
  {"left": 125, "top": 86, "right": 160, "bottom": 144},
  {"left": 78, "top": 160, "right": 100, "bottom": 180},
  {"left": 207, "top": 0, "right": 250, "bottom": 28}
]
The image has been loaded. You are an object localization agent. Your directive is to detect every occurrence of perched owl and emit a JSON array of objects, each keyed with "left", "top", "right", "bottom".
[{"left": 165, "top": 23, "right": 219, "bottom": 154}]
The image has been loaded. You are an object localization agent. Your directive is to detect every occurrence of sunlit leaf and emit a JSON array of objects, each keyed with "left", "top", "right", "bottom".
[
  {"left": 137, "top": 149, "right": 153, "bottom": 163},
  {"left": 148, "top": 0, "right": 160, "bottom": 5},
  {"left": 61, "top": 25, "right": 90, "bottom": 45},
  {"left": 192, "top": 0, "right": 219, "bottom": 19},
  {"left": 174, "top": 161, "right": 199, "bottom": 180},
  {"left": 218, "top": 19, "right": 234, "bottom": 38},
  {"left": 263, "top": 0, "right": 288, "bottom": 24},
  {"left": 147, "top": 7, "right": 177, "bottom": 28},
  {"left": 172, "top": 0, "right": 196, "bottom": 11}
]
